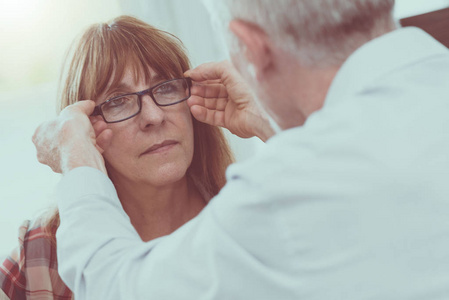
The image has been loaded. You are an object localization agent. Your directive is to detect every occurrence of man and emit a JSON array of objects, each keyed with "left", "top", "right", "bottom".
[{"left": 33, "top": 0, "right": 449, "bottom": 299}]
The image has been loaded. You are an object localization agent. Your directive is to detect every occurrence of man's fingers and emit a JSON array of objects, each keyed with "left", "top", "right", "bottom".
[
  {"left": 92, "top": 119, "right": 108, "bottom": 137},
  {"left": 189, "top": 82, "right": 229, "bottom": 111},
  {"left": 191, "top": 83, "right": 228, "bottom": 99},
  {"left": 190, "top": 105, "right": 207, "bottom": 123},
  {"left": 190, "top": 105, "right": 225, "bottom": 128},
  {"left": 96, "top": 129, "right": 113, "bottom": 154},
  {"left": 186, "top": 61, "right": 249, "bottom": 106},
  {"left": 187, "top": 96, "right": 228, "bottom": 111},
  {"left": 185, "top": 61, "right": 235, "bottom": 84},
  {"left": 90, "top": 115, "right": 104, "bottom": 125},
  {"left": 75, "top": 100, "right": 96, "bottom": 115},
  {"left": 203, "top": 79, "right": 222, "bottom": 85},
  {"left": 64, "top": 100, "right": 96, "bottom": 116},
  {"left": 187, "top": 95, "right": 205, "bottom": 108},
  {"left": 203, "top": 97, "right": 227, "bottom": 110},
  {"left": 185, "top": 61, "right": 224, "bottom": 81},
  {"left": 91, "top": 116, "right": 112, "bottom": 153}
]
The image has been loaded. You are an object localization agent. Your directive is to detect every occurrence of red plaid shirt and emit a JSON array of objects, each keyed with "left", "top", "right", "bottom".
[{"left": 0, "top": 219, "right": 73, "bottom": 300}]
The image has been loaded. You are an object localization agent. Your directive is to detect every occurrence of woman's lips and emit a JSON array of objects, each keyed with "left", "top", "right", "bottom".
[{"left": 141, "top": 140, "right": 178, "bottom": 155}]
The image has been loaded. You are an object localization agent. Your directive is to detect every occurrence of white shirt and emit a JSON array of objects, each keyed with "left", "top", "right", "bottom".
[{"left": 56, "top": 27, "right": 449, "bottom": 300}]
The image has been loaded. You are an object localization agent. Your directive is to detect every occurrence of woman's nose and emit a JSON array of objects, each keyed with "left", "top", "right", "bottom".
[{"left": 139, "top": 95, "right": 165, "bottom": 128}]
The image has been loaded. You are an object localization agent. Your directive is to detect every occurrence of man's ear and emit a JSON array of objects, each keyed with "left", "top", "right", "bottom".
[{"left": 229, "top": 19, "right": 272, "bottom": 77}]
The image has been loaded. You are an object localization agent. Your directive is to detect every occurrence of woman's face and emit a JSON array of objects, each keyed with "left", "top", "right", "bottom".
[{"left": 96, "top": 68, "right": 195, "bottom": 187}]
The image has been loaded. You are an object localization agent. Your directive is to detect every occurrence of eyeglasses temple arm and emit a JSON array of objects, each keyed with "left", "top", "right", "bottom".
[
  {"left": 91, "top": 106, "right": 102, "bottom": 116},
  {"left": 185, "top": 77, "right": 193, "bottom": 88}
]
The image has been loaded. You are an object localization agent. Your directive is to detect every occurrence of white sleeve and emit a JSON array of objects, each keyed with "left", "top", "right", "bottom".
[
  {"left": 56, "top": 167, "right": 287, "bottom": 300},
  {"left": 0, "top": 289, "right": 10, "bottom": 300}
]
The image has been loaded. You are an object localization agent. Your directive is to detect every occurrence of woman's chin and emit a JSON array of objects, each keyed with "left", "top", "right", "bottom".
[
  {"left": 136, "top": 163, "right": 190, "bottom": 187},
  {"left": 106, "top": 158, "right": 191, "bottom": 188},
  {"left": 147, "top": 172, "right": 187, "bottom": 187}
]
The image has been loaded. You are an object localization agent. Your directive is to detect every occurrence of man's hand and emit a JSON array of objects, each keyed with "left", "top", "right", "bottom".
[
  {"left": 32, "top": 100, "right": 112, "bottom": 175},
  {"left": 185, "top": 61, "right": 274, "bottom": 142}
]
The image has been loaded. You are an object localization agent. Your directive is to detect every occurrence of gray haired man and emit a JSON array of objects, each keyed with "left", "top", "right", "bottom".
[{"left": 33, "top": 0, "right": 449, "bottom": 299}]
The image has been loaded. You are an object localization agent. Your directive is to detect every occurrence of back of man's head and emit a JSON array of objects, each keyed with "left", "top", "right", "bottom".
[{"left": 204, "top": 0, "right": 396, "bottom": 67}]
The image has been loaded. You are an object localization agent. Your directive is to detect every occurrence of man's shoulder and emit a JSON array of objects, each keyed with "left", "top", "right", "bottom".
[{"left": 225, "top": 127, "right": 319, "bottom": 188}]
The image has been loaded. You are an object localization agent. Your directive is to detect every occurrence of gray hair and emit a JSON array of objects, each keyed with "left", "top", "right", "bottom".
[{"left": 203, "top": 0, "right": 396, "bottom": 67}]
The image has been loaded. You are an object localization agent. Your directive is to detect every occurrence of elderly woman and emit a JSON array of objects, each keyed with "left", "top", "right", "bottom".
[{"left": 0, "top": 15, "right": 268, "bottom": 299}]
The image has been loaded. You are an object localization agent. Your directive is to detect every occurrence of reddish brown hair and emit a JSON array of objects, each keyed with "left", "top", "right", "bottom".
[{"left": 45, "top": 15, "right": 234, "bottom": 238}]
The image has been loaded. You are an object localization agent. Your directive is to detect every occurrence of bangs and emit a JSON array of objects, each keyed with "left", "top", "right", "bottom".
[{"left": 78, "top": 16, "right": 190, "bottom": 101}]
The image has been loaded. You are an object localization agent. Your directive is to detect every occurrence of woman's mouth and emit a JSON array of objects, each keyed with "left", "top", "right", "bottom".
[{"left": 141, "top": 140, "right": 178, "bottom": 155}]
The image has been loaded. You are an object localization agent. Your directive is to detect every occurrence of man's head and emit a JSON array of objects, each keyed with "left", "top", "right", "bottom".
[{"left": 203, "top": 0, "right": 396, "bottom": 129}]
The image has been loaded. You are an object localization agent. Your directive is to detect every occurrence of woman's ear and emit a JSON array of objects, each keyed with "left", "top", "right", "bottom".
[{"left": 229, "top": 20, "right": 272, "bottom": 78}]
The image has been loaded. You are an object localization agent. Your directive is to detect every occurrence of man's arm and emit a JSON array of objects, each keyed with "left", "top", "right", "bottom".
[
  {"left": 32, "top": 64, "right": 280, "bottom": 299},
  {"left": 56, "top": 166, "right": 286, "bottom": 300}
]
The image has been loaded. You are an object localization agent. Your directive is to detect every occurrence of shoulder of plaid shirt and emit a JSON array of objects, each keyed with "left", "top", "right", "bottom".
[
  {"left": 55, "top": 27, "right": 449, "bottom": 300},
  {"left": 0, "top": 219, "right": 73, "bottom": 300}
]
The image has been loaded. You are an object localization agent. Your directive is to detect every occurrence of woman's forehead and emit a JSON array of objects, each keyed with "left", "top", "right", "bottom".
[
  {"left": 101, "top": 66, "right": 163, "bottom": 96},
  {"left": 119, "top": 67, "right": 163, "bottom": 86}
]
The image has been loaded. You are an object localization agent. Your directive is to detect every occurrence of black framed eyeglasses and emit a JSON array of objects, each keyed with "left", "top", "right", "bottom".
[{"left": 91, "top": 77, "right": 192, "bottom": 123}]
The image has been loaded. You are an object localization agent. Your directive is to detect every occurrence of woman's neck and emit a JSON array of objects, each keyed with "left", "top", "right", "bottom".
[{"left": 110, "top": 174, "right": 206, "bottom": 242}]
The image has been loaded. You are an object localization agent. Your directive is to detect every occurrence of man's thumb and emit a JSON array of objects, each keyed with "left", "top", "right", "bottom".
[{"left": 72, "top": 100, "right": 96, "bottom": 116}]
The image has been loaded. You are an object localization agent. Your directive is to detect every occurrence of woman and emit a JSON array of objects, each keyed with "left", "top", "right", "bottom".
[{"left": 0, "top": 15, "right": 238, "bottom": 300}]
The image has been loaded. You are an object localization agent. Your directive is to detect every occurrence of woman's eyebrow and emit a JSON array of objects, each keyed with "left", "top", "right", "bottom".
[
  {"left": 104, "top": 83, "right": 133, "bottom": 99},
  {"left": 149, "top": 73, "right": 164, "bottom": 84},
  {"left": 104, "top": 73, "right": 165, "bottom": 99}
]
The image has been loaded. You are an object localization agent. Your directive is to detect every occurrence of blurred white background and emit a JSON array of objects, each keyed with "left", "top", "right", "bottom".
[{"left": 1, "top": 0, "right": 448, "bottom": 257}]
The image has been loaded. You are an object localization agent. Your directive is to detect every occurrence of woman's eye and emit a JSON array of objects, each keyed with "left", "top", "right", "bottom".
[
  {"left": 104, "top": 97, "right": 131, "bottom": 110},
  {"left": 154, "top": 83, "right": 177, "bottom": 95},
  {"left": 109, "top": 97, "right": 126, "bottom": 107}
]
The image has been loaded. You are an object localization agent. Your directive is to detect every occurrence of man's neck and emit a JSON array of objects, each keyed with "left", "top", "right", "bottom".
[
  {"left": 295, "top": 65, "right": 340, "bottom": 120},
  {"left": 270, "top": 54, "right": 341, "bottom": 129}
]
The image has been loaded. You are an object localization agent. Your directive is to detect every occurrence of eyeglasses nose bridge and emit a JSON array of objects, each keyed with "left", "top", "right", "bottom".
[{"left": 137, "top": 89, "right": 159, "bottom": 107}]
